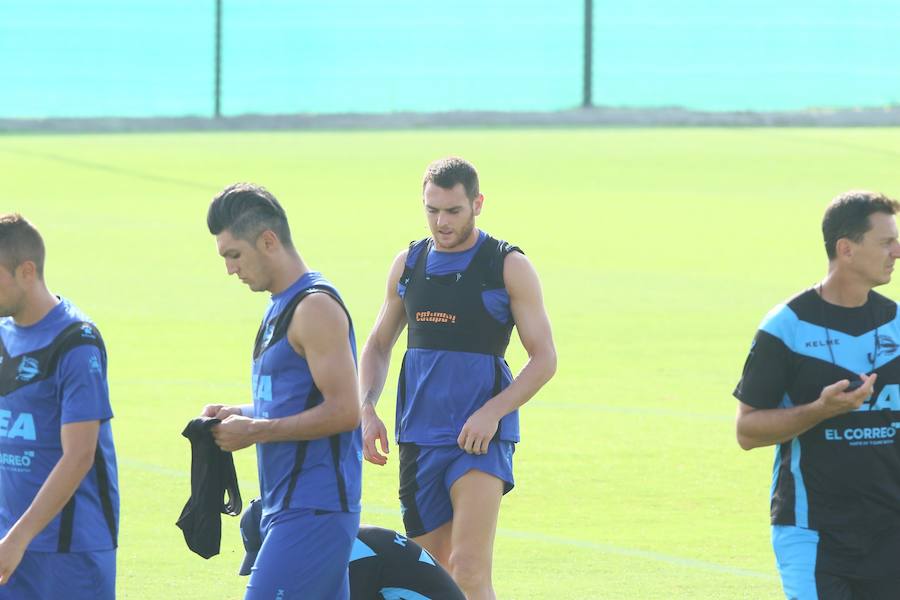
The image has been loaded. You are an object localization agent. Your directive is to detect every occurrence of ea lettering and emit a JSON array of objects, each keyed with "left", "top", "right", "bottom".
[
  {"left": 252, "top": 374, "right": 272, "bottom": 403},
  {"left": 0, "top": 410, "right": 36, "bottom": 441},
  {"left": 854, "top": 384, "right": 900, "bottom": 413}
]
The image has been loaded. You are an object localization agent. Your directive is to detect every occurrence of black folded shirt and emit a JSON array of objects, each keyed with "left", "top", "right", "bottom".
[{"left": 176, "top": 416, "right": 242, "bottom": 559}]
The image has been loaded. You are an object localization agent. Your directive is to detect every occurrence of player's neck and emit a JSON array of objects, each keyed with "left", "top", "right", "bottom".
[
  {"left": 819, "top": 271, "right": 870, "bottom": 308},
  {"left": 13, "top": 285, "right": 60, "bottom": 327},
  {"left": 267, "top": 251, "right": 309, "bottom": 296}
]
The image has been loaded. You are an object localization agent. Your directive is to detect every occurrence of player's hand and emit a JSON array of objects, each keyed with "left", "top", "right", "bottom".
[
  {"left": 818, "top": 373, "right": 878, "bottom": 417},
  {"left": 361, "top": 403, "right": 390, "bottom": 466},
  {"left": 0, "top": 533, "right": 27, "bottom": 586},
  {"left": 210, "top": 415, "right": 257, "bottom": 452},
  {"left": 457, "top": 408, "right": 500, "bottom": 455},
  {"left": 201, "top": 404, "right": 242, "bottom": 420}
]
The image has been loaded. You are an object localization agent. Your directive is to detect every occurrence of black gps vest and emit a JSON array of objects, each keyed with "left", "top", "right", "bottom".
[{"left": 400, "top": 235, "right": 521, "bottom": 357}]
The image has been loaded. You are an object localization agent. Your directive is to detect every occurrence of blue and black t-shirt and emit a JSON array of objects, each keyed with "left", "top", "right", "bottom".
[
  {"left": 251, "top": 272, "right": 362, "bottom": 519},
  {"left": 0, "top": 298, "right": 118, "bottom": 552},
  {"left": 735, "top": 288, "right": 900, "bottom": 535},
  {"left": 397, "top": 230, "right": 521, "bottom": 446}
]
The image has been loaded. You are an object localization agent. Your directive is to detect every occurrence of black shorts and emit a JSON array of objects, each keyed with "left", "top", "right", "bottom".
[{"left": 773, "top": 524, "right": 900, "bottom": 600}]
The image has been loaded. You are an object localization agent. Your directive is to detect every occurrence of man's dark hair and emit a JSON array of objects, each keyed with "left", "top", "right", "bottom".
[
  {"left": 822, "top": 190, "right": 900, "bottom": 259},
  {"left": 0, "top": 214, "right": 45, "bottom": 278},
  {"left": 422, "top": 157, "right": 480, "bottom": 201},
  {"left": 207, "top": 183, "right": 293, "bottom": 248}
]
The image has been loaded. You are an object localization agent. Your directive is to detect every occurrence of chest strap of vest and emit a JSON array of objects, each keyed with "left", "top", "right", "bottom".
[
  {"left": 0, "top": 321, "right": 107, "bottom": 396},
  {"left": 253, "top": 286, "right": 352, "bottom": 360}
]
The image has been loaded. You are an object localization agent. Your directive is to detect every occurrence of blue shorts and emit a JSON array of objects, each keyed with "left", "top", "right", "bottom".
[
  {"left": 245, "top": 508, "right": 359, "bottom": 600},
  {"left": 0, "top": 549, "right": 115, "bottom": 600},
  {"left": 398, "top": 441, "right": 514, "bottom": 537},
  {"left": 773, "top": 525, "right": 900, "bottom": 600}
]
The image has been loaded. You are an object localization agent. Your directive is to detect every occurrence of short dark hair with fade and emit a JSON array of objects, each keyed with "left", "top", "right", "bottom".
[
  {"left": 822, "top": 190, "right": 900, "bottom": 259},
  {"left": 0, "top": 214, "right": 46, "bottom": 278},
  {"left": 422, "top": 157, "right": 480, "bottom": 201},
  {"left": 207, "top": 183, "right": 294, "bottom": 248}
]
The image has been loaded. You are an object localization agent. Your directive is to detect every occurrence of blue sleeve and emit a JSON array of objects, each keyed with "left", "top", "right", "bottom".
[{"left": 57, "top": 345, "right": 113, "bottom": 424}]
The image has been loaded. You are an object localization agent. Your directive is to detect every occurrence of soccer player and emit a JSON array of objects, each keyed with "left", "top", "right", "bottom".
[
  {"left": 349, "top": 525, "right": 465, "bottom": 600},
  {"left": 0, "top": 214, "right": 118, "bottom": 599},
  {"left": 359, "top": 157, "right": 557, "bottom": 599},
  {"left": 238, "top": 497, "right": 466, "bottom": 599},
  {"left": 735, "top": 191, "right": 900, "bottom": 599},
  {"left": 199, "top": 184, "right": 362, "bottom": 599}
]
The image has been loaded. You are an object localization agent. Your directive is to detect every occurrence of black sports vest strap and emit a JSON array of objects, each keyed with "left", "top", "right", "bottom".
[
  {"left": 281, "top": 384, "right": 323, "bottom": 510},
  {"left": 403, "top": 235, "right": 522, "bottom": 356},
  {"left": 398, "top": 239, "right": 430, "bottom": 292},
  {"left": 57, "top": 495, "right": 76, "bottom": 552},
  {"left": 491, "top": 358, "right": 504, "bottom": 442},
  {"left": 93, "top": 442, "right": 119, "bottom": 547},
  {"left": 0, "top": 321, "right": 117, "bottom": 552},
  {"left": 56, "top": 443, "right": 120, "bottom": 552},
  {"left": 253, "top": 286, "right": 353, "bottom": 360},
  {"left": 0, "top": 321, "right": 106, "bottom": 396},
  {"left": 250, "top": 284, "right": 354, "bottom": 511},
  {"left": 329, "top": 435, "right": 350, "bottom": 512},
  {"left": 485, "top": 239, "right": 523, "bottom": 289}
]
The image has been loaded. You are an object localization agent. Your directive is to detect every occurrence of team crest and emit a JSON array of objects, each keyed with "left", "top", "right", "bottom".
[
  {"left": 261, "top": 322, "right": 276, "bottom": 348},
  {"left": 80, "top": 325, "right": 97, "bottom": 339},
  {"left": 869, "top": 334, "right": 899, "bottom": 363},
  {"left": 16, "top": 357, "right": 40, "bottom": 382},
  {"left": 878, "top": 334, "right": 899, "bottom": 356}
]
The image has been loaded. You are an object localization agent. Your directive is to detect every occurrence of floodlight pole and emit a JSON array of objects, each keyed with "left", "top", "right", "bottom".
[
  {"left": 582, "top": 0, "right": 592, "bottom": 108},
  {"left": 214, "top": 0, "right": 223, "bottom": 118}
]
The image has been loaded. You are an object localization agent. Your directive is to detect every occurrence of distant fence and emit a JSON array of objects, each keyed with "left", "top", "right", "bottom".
[{"left": 1, "top": 1, "right": 898, "bottom": 119}]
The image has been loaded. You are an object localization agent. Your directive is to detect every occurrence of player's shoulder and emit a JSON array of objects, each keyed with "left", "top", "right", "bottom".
[
  {"left": 292, "top": 287, "right": 346, "bottom": 321},
  {"left": 502, "top": 247, "right": 530, "bottom": 268},
  {"left": 483, "top": 231, "right": 521, "bottom": 254},
  {"left": 57, "top": 297, "right": 100, "bottom": 331},
  {"left": 757, "top": 289, "right": 813, "bottom": 339},
  {"left": 394, "top": 247, "right": 411, "bottom": 268},
  {"left": 289, "top": 287, "right": 350, "bottom": 343},
  {"left": 869, "top": 289, "right": 899, "bottom": 311},
  {"left": 475, "top": 231, "right": 520, "bottom": 264},
  {"left": 500, "top": 243, "right": 537, "bottom": 291},
  {"left": 404, "top": 238, "right": 430, "bottom": 267},
  {"left": 49, "top": 299, "right": 105, "bottom": 350}
]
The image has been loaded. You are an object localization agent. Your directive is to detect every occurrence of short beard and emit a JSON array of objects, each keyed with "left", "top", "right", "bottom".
[{"left": 439, "top": 216, "right": 475, "bottom": 250}]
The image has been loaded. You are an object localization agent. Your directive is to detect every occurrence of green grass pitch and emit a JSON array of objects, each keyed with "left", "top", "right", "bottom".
[{"left": 3, "top": 127, "right": 900, "bottom": 598}]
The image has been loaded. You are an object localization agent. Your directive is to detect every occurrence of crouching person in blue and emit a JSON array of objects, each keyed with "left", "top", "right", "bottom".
[{"left": 0, "top": 214, "right": 118, "bottom": 599}]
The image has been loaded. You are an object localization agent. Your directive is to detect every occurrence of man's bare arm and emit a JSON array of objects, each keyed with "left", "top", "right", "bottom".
[
  {"left": 357, "top": 251, "right": 408, "bottom": 464},
  {"left": 212, "top": 293, "right": 360, "bottom": 450},
  {"left": 735, "top": 374, "right": 876, "bottom": 450},
  {"left": 0, "top": 420, "right": 100, "bottom": 584},
  {"left": 457, "top": 252, "right": 558, "bottom": 454}
]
